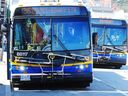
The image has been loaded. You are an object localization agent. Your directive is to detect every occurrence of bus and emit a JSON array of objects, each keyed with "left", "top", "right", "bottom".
[
  {"left": 91, "top": 18, "right": 127, "bottom": 68},
  {"left": 3, "top": 0, "right": 93, "bottom": 89}
]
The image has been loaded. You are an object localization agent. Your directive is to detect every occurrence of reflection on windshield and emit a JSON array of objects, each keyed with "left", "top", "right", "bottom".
[
  {"left": 14, "top": 18, "right": 51, "bottom": 51},
  {"left": 14, "top": 17, "right": 90, "bottom": 51},
  {"left": 52, "top": 18, "right": 90, "bottom": 51},
  {"left": 92, "top": 27, "right": 127, "bottom": 46}
]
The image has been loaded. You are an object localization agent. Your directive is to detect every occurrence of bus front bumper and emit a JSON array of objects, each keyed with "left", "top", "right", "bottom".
[
  {"left": 11, "top": 72, "right": 93, "bottom": 86},
  {"left": 93, "top": 55, "right": 127, "bottom": 66}
]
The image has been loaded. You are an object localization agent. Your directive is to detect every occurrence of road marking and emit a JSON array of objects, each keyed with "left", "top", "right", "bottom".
[
  {"left": 94, "top": 77, "right": 128, "bottom": 96},
  {"left": 116, "top": 90, "right": 128, "bottom": 96},
  {"left": 69, "top": 90, "right": 128, "bottom": 94},
  {"left": 11, "top": 90, "right": 128, "bottom": 94},
  {"left": 93, "top": 77, "right": 102, "bottom": 82}
]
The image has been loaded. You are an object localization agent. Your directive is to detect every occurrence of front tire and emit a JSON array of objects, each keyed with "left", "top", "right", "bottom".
[{"left": 115, "top": 65, "right": 122, "bottom": 69}]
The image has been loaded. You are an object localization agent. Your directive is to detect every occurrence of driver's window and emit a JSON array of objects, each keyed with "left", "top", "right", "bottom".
[{"left": 25, "top": 19, "right": 49, "bottom": 51}]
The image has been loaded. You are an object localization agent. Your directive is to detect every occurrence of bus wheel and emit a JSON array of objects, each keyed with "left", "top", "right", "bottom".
[
  {"left": 81, "top": 82, "right": 90, "bottom": 87},
  {"left": 115, "top": 65, "right": 121, "bottom": 69},
  {"left": 76, "top": 81, "right": 90, "bottom": 88}
]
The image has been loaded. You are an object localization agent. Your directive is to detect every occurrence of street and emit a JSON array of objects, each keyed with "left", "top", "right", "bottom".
[
  {"left": 0, "top": 52, "right": 128, "bottom": 96},
  {"left": 0, "top": 0, "right": 127, "bottom": 96}
]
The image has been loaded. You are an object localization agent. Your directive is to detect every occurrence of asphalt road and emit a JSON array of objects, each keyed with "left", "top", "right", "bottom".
[{"left": 0, "top": 52, "right": 128, "bottom": 96}]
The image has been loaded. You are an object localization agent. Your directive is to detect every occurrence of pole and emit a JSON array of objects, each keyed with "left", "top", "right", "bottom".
[{"left": 6, "top": 0, "right": 10, "bottom": 80}]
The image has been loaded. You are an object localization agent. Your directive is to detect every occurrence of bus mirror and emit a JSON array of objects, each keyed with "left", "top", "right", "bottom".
[
  {"left": 1, "top": 24, "right": 7, "bottom": 32},
  {"left": 92, "top": 33, "right": 98, "bottom": 46}
]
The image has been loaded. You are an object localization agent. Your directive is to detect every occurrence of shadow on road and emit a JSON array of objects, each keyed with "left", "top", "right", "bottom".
[{"left": 17, "top": 81, "right": 89, "bottom": 90}]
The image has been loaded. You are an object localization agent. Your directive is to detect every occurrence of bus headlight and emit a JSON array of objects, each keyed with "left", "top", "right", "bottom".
[
  {"left": 116, "top": 54, "right": 125, "bottom": 57},
  {"left": 119, "top": 54, "right": 125, "bottom": 57},
  {"left": 20, "top": 66, "right": 25, "bottom": 71},
  {"left": 79, "top": 65, "right": 84, "bottom": 70}
]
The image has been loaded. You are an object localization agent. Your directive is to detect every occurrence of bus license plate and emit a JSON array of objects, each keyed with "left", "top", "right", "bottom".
[{"left": 20, "top": 75, "right": 30, "bottom": 81}]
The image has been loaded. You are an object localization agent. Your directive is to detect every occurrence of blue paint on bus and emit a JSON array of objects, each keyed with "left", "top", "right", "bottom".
[
  {"left": 92, "top": 18, "right": 127, "bottom": 68},
  {"left": 7, "top": 6, "right": 93, "bottom": 87}
]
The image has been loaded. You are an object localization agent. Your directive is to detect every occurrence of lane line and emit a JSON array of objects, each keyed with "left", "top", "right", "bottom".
[
  {"left": 116, "top": 90, "right": 128, "bottom": 96},
  {"left": 11, "top": 90, "right": 128, "bottom": 94},
  {"left": 94, "top": 77, "right": 128, "bottom": 96},
  {"left": 69, "top": 90, "right": 128, "bottom": 94}
]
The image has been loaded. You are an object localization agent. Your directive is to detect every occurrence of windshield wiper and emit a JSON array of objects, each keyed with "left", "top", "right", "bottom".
[
  {"left": 45, "top": 52, "right": 86, "bottom": 62},
  {"left": 105, "top": 35, "right": 124, "bottom": 52},
  {"left": 53, "top": 35, "right": 86, "bottom": 62},
  {"left": 53, "top": 34, "right": 71, "bottom": 55},
  {"left": 103, "top": 46, "right": 124, "bottom": 53}
]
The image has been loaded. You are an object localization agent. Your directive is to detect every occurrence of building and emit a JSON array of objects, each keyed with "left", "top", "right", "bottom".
[
  {"left": 86, "top": 0, "right": 125, "bottom": 19},
  {"left": 0, "top": 0, "right": 6, "bottom": 48},
  {"left": 88, "top": 0, "right": 112, "bottom": 8},
  {"left": 0, "top": 0, "right": 6, "bottom": 23},
  {"left": 1, "top": 0, "right": 6, "bottom": 17}
]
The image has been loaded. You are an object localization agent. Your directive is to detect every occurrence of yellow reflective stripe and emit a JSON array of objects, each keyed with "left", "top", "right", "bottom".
[
  {"left": 11, "top": 61, "right": 93, "bottom": 67},
  {"left": 11, "top": 62, "right": 50, "bottom": 67},
  {"left": 61, "top": 61, "right": 93, "bottom": 66},
  {"left": 93, "top": 52, "right": 127, "bottom": 54}
]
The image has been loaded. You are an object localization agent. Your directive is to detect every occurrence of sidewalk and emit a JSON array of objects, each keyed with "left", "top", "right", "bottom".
[
  {"left": 0, "top": 52, "right": 9, "bottom": 85},
  {"left": 0, "top": 48, "right": 3, "bottom": 62},
  {"left": 2, "top": 52, "right": 7, "bottom": 65}
]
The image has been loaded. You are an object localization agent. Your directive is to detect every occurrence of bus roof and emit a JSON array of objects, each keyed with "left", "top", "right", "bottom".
[
  {"left": 9, "top": 0, "right": 87, "bottom": 18},
  {"left": 91, "top": 18, "right": 127, "bottom": 26},
  {"left": 14, "top": 6, "right": 89, "bottom": 17}
]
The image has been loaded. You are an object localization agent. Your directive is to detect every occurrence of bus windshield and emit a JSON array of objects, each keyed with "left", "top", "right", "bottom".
[
  {"left": 92, "top": 26, "right": 127, "bottom": 46},
  {"left": 13, "top": 17, "right": 90, "bottom": 51}
]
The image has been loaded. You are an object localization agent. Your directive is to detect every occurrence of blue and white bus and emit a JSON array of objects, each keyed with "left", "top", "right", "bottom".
[
  {"left": 3, "top": 1, "right": 93, "bottom": 89},
  {"left": 91, "top": 18, "right": 127, "bottom": 68}
]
